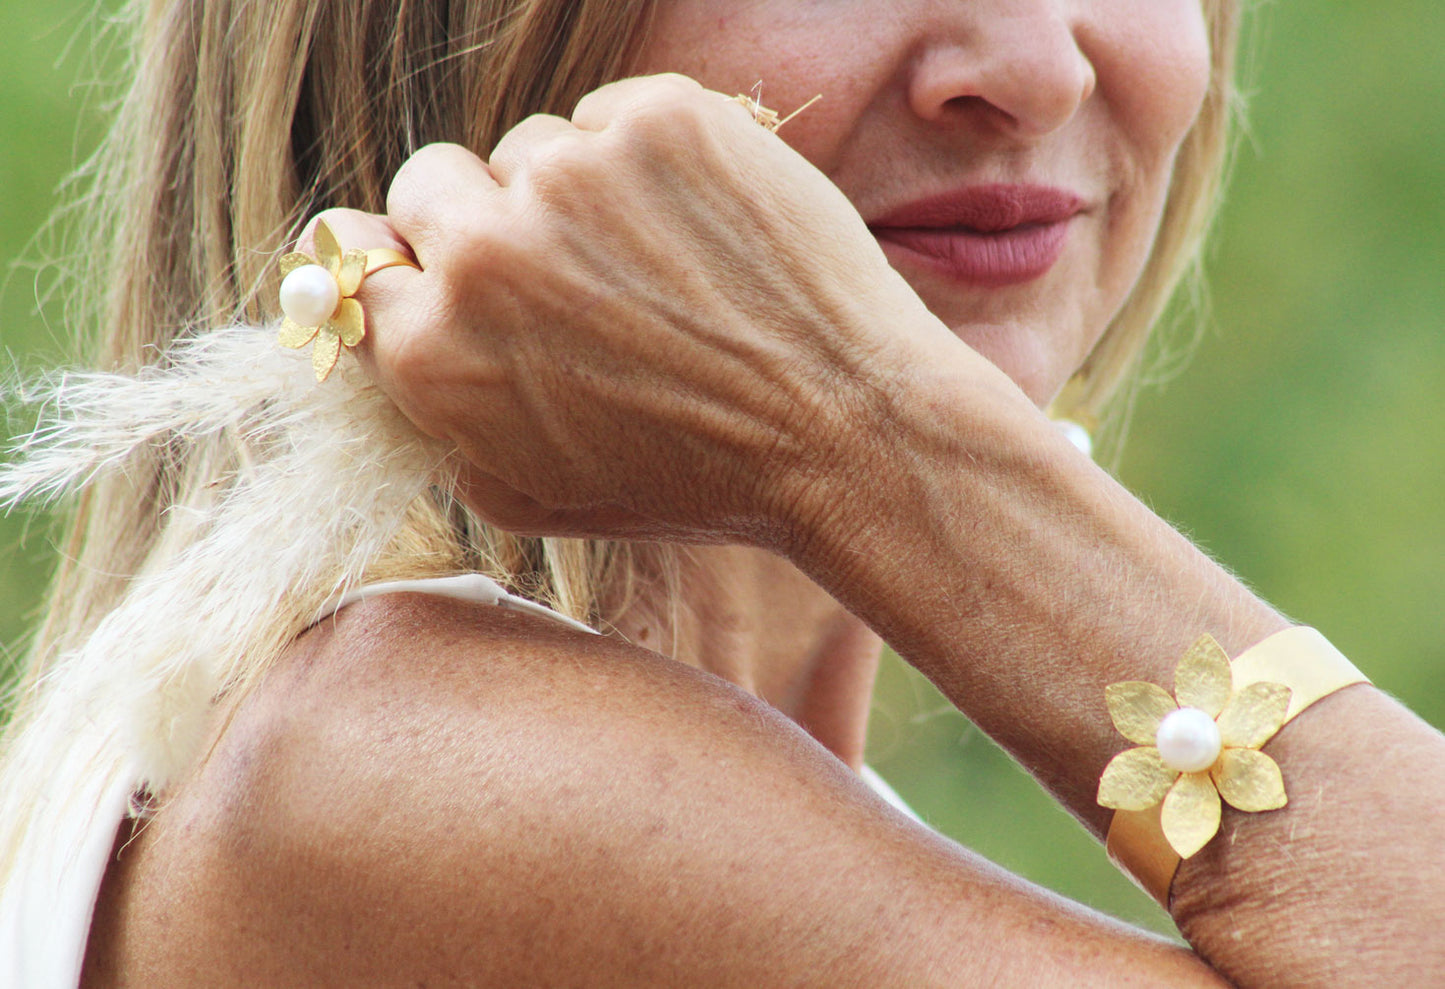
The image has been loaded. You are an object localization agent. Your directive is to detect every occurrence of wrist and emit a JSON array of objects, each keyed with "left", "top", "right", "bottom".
[{"left": 779, "top": 341, "right": 1067, "bottom": 625}]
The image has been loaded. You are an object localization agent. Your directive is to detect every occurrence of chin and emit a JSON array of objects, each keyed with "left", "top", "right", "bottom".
[
  {"left": 945, "top": 320, "right": 1075, "bottom": 408},
  {"left": 897, "top": 268, "right": 1093, "bottom": 410}
]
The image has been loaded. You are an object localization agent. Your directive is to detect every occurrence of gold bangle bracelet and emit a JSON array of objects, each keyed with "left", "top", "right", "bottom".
[{"left": 1102, "top": 627, "right": 1370, "bottom": 906}]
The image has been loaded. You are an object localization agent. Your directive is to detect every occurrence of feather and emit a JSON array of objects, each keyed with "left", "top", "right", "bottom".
[{"left": 1, "top": 323, "right": 451, "bottom": 792}]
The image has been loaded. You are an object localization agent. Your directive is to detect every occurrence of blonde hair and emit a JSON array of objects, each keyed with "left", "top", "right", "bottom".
[
  {"left": 1, "top": 0, "right": 1241, "bottom": 875},
  {"left": 0, "top": 0, "right": 673, "bottom": 890},
  {"left": 29, "top": 0, "right": 670, "bottom": 674}
]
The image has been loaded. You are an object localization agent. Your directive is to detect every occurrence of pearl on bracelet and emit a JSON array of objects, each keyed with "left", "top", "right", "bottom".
[
  {"left": 1155, "top": 706, "right": 1222, "bottom": 773},
  {"left": 279, "top": 264, "right": 340, "bottom": 327}
]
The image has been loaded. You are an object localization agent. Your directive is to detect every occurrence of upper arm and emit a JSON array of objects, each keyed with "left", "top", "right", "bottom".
[{"left": 90, "top": 595, "right": 1223, "bottom": 987}]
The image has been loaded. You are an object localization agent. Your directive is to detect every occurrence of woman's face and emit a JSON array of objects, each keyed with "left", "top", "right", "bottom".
[{"left": 636, "top": 0, "right": 1212, "bottom": 405}]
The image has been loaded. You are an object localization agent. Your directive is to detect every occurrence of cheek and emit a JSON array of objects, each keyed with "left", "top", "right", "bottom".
[
  {"left": 1092, "top": 1, "right": 1214, "bottom": 183},
  {"left": 1085, "top": 2, "right": 1214, "bottom": 307},
  {"left": 633, "top": 1, "right": 885, "bottom": 134},
  {"left": 636, "top": 2, "right": 814, "bottom": 82}
]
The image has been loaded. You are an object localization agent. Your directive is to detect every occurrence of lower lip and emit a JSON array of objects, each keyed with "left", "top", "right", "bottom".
[{"left": 871, "top": 222, "right": 1072, "bottom": 287}]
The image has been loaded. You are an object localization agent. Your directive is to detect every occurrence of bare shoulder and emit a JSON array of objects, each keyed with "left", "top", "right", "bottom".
[{"left": 84, "top": 594, "right": 1217, "bottom": 987}]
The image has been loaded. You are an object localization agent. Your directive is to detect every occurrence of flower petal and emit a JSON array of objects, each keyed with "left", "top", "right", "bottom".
[
  {"left": 1106, "top": 681, "right": 1177, "bottom": 745},
  {"left": 312, "top": 327, "right": 342, "bottom": 382},
  {"left": 279, "top": 252, "right": 316, "bottom": 276},
  {"left": 1212, "top": 748, "right": 1288, "bottom": 813},
  {"left": 332, "top": 298, "right": 365, "bottom": 347},
  {"left": 1098, "top": 747, "right": 1177, "bottom": 811},
  {"left": 1161, "top": 771, "right": 1221, "bottom": 858},
  {"left": 315, "top": 219, "right": 343, "bottom": 273},
  {"left": 1216, "top": 681, "right": 1292, "bottom": 749},
  {"left": 277, "top": 318, "right": 319, "bottom": 348},
  {"left": 1175, "top": 634, "right": 1233, "bottom": 717},
  {"left": 337, "top": 249, "right": 367, "bottom": 297}
]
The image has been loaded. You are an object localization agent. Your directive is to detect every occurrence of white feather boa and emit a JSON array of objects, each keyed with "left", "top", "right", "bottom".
[{"left": 1, "top": 324, "right": 451, "bottom": 819}]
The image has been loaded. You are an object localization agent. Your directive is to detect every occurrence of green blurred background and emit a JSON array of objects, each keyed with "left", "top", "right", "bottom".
[{"left": 2, "top": 1, "right": 1442, "bottom": 937}]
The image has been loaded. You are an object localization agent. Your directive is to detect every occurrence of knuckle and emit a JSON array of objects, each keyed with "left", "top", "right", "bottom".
[
  {"left": 487, "top": 120, "right": 605, "bottom": 225},
  {"left": 491, "top": 114, "right": 547, "bottom": 162},
  {"left": 636, "top": 87, "right": 707, "bottom": 133},
  {"left": 387, "top": 142, "right": 473, "bottom": 218},
  {"left": 526, "top": 135, "right": 603, "bottom": 195},
  {"left": 621, "top": 84, "right": 723, "bottom": 152},
  {"left": 643, "top": 72, "right": 704, "bottom": 100},
  {"left": 513, "top": 111, "right": 570, "bottom": 137},
  {"left": 571, "top": 73, "right": 709, "bottom": 148}
]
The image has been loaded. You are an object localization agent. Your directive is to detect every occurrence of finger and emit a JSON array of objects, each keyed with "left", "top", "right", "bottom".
[
  {"left": 386, "top": 142, "right": 500, "bottom": 260},
  {"left": 295, "top": 207, "right": 414, "bottom": 261},
  {"left": 454, "top": 467, "right": 677, "bottom": 541},
  {"left": 570, "top": 72, "right": 708, "bottom": 132},
  {"left": 488, "top": 112, "right": 586, "bottom": 187}
]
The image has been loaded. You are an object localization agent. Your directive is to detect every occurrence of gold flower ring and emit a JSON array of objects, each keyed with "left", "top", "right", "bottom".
[{"left": 276, "top": 220, "right": 420, "bottom": 382}]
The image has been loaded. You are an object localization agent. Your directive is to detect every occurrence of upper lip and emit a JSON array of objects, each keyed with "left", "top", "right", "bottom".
[{"left": 867, "top": 184, "right": 1085, "bottom": 233}]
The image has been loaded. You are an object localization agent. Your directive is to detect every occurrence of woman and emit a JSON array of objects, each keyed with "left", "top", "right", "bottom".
[{"left": 3, "top": 0, "right": 1443, "bottom": 985}]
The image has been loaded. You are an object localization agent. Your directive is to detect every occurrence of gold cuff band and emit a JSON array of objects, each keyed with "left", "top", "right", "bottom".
[{"left": 1104, "top": 627, "right": 1370, "bottom": 906}]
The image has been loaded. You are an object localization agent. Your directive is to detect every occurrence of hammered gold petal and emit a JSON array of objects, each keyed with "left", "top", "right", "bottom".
[
  {"left": 1106, "top": 681, "right": 1178, "bottom": 745},
  {"left": 1216, "top": 681, "right": 1292, "bottom": 749},
  {"left": 1212, "top": 748, "right": 1288, "bottom": 813},
  {"left": 312, "top": 327, "right": 342, "bottom": 382},
  {"left": 337, "top": 249, "right": 367, "bottom": 297},
  {"left": 279, "top": 251, "right": 315, "bottom": 276},
  {"left": 314, "top": 219, "right": 342, "bottom": 272},
  {"left": 1174, "top": 634, "right": 1233, "bottom": 718},
  {"left": 1098, "top": 747, "right": 1177, "bottom": 811},
  {"left": 277, "top": 318, "right": 318, "bottom": 349},
  {"left": 1160, "top": 771, "right": 1222, "bottom": 858},
  {"left": 332, "top": 298, "right": 365, "bottom": 347}
]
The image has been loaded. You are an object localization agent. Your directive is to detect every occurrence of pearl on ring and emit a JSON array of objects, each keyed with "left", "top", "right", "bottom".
[
  {"left": 279, "top": 264, "right": 340, "bottom": 327},
  {"left": 1155, "top": 707, "right": 1223, "bottom": 773}
]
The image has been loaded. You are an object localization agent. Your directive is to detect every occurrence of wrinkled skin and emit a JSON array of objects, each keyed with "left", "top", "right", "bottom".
[
  {"left": 351, "top": 75, "right": 957, "bottom": 549},
  {"left": 310, "top": 1, "right": 1210, "bottom": 553}
]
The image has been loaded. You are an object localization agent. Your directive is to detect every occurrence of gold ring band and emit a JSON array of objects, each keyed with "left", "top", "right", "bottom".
[{"left": 363, "top": 248, "right": 420, "bottom": 277}]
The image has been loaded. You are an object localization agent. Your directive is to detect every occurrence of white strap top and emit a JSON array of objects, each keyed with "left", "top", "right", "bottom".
[
  {"left": 6, "top": 573, "right": 916, "bottom": 988},
  {"left": 326, "top": 573, "right": 597, "bottom": 634}
]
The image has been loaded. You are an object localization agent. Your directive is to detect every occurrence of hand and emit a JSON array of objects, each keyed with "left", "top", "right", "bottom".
[{"left": 317, "top": 74, "right": 971, "bottom": 550}]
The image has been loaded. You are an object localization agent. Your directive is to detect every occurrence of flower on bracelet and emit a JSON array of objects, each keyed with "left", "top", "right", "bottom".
[
  {"left": 1097, "top": 634, "right": 1292, "bottom": 858},
  {"left": 276, "top": 220, "right": 368, "bottom": 382}
]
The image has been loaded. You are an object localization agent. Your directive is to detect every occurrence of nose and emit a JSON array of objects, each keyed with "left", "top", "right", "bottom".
[{"left": 906, "top": 6, "right": 1097, "bottom": 138}]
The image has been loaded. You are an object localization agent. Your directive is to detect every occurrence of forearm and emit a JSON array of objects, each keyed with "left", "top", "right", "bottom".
[
  {"left": 787, "top": 353, "right": 1445, "bottom": 983},
  {"left": 790, "top": 357, "right": 1285, "bottom": 820}
]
